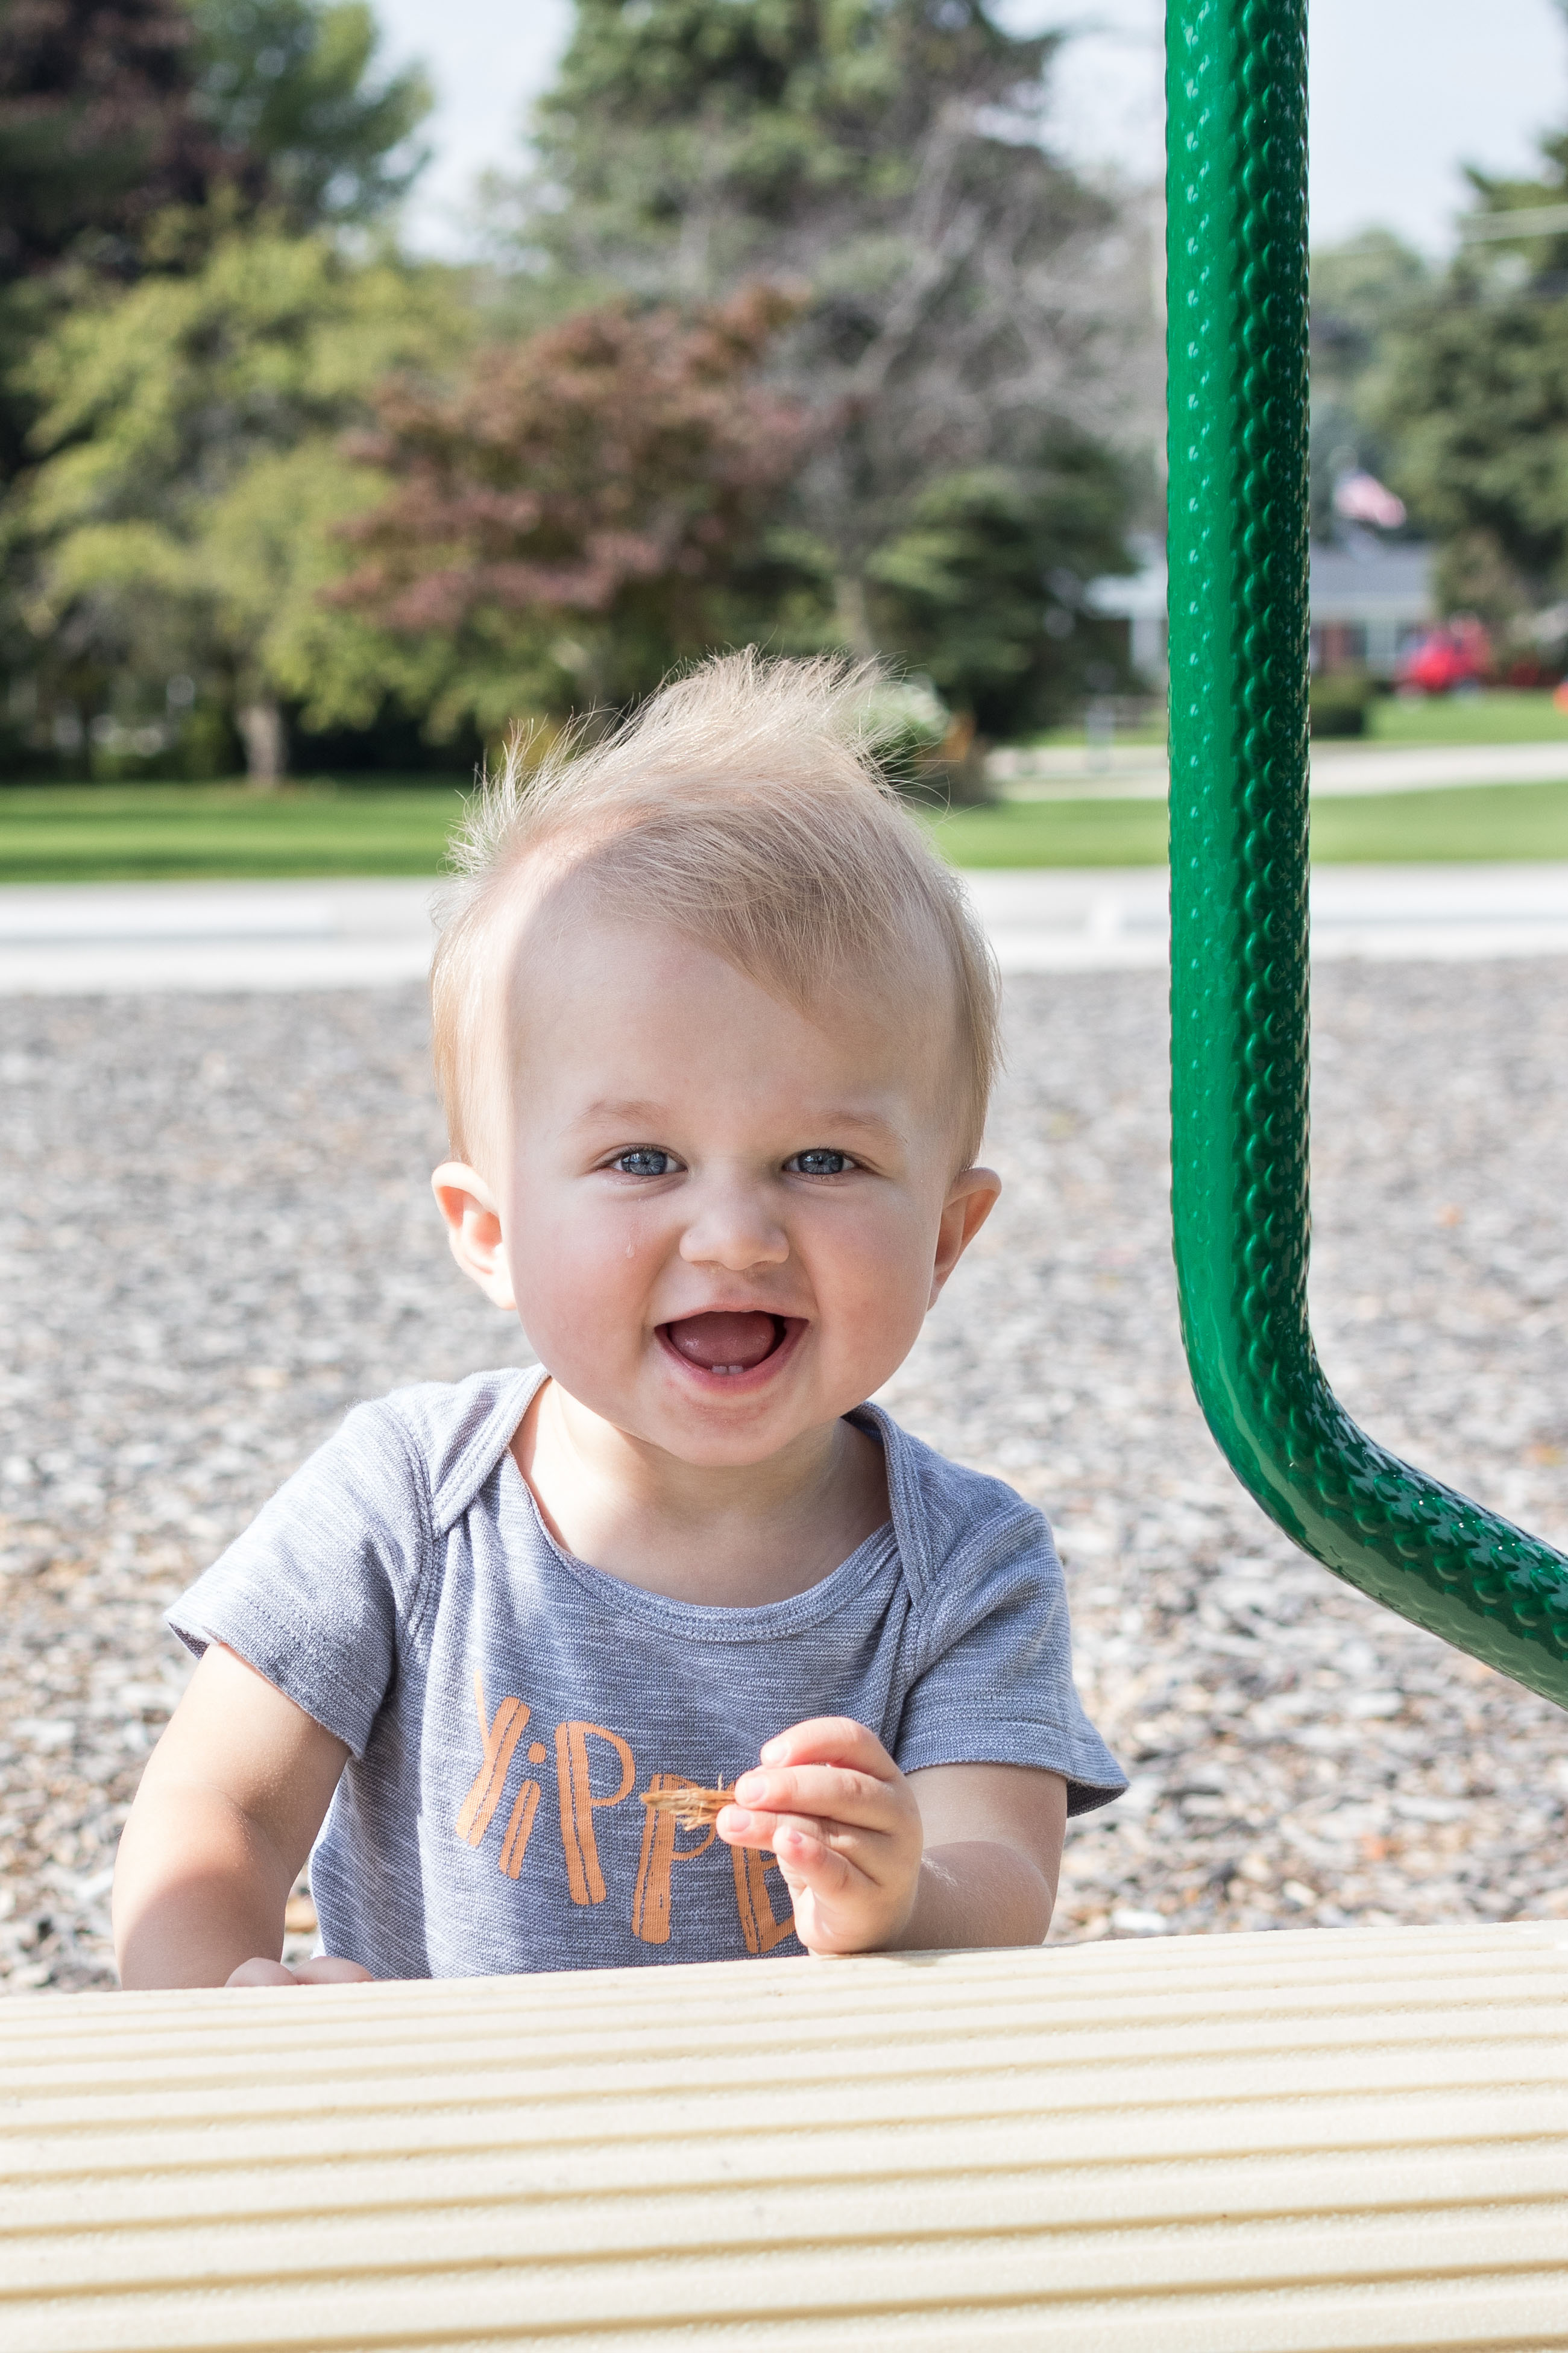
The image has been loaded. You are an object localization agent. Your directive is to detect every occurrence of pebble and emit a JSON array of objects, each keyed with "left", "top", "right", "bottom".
[{"left": 1, "top": 961, "right": 1566, "bottom": 1991}]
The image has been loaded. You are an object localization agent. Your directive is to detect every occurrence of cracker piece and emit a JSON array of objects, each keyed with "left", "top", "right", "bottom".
[{"left": 640, "top": 1781, "right": 736, "bottom": 1829}]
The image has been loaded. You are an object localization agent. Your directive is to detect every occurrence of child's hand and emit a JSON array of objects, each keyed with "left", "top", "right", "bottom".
[
  {"left": 717, "top": 1717, "right": 922, "bottom": 1955},
  {"left": 225, "top": 1956, "right": 373, "bottom": 1988}
]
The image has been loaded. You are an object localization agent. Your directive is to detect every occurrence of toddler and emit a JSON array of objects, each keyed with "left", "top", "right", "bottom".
[{"left": 113, "top": 654, "right": 1124, "bottom": 1987}]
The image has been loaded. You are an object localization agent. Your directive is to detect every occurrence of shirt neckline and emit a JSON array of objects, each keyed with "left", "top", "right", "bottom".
[{"left": 493, "top": 1383, "right": 901, "bottom": 1640}]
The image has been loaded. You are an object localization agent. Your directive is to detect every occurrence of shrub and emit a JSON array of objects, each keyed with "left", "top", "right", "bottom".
[{"left": 1309, "top": 668, "right": 1374, "bottom": 738}]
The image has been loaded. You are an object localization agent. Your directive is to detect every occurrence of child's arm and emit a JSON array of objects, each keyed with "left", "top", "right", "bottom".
[
  {"left": 717, "top": 1717, "right": 1066, "bottom": 1955},
  {"left": 113, "top": 1644, "right": 368, "bottom": 1989}
]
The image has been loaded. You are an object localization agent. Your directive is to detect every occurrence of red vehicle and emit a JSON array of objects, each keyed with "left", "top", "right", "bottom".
[{"left": 1397, "top": 619, "right": 1490, "bottom": 694}]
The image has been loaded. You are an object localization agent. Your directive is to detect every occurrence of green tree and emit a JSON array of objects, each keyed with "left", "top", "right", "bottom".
[
  {"left": 500, "top": 0, "right": 1139, "bottom": 724},
  {"left": 189, "top": 0, "right": 432, "bottom": 229},
  {"left": 0, "top": 0, "right": 211, "bottom": 283},
  {"left": 0, "top": 0, "right": 431, "bottom": 282},
  {"left": 332, "top": 285, "right": 811, "bottom": 732},
  {"left": 0, "top": 1, "right": 438, "bottom": 770},
  {"left": 13, "top": 224, "right": 466, "bottom": 776},
  {"left": 866, "top": 437, "right": 1134, "bottom": 737},
  {"left": 1308, "top": 232, "right": 1430, "bottom": 543},
  {"left": 1372, "top": 34, "right": 1568, "bottom": 624}
]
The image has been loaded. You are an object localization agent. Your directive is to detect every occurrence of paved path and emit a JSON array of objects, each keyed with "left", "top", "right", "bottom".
[
  {"left": 5, "top": 866, "right": 1568, "bottom": 991},
  {"left": 993, "top": 739, "right": 1568, "bottom": 800},
  {"left": 975, "top": 864, "right": 1568, "bottom": 970},
  {"left": 0, "top": 880, "right": 444, "bottom": 995}
]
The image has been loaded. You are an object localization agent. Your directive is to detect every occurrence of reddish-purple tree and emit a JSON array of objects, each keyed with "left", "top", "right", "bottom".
[{"left": 331, "top": 283, "right": 815, "bottom": 724}]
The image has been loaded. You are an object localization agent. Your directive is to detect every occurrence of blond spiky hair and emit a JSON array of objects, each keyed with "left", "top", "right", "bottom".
[{"left": 430, "top": 650, "right": 1002, "bottom": 1169}]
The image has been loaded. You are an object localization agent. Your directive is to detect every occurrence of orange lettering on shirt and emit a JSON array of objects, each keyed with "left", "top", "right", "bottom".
[
  {"left": 631, "top": 1774, "right": 717, "bottom": 1944},
  {"left": 455, "top": 1673, "right": 530, "bottom": 1849},
  {"left": 554, "top": 1720, "right": 635, "bottom": 1905},
  {"left": 498, "top": 1780, "right": 541, "bottom": 1880},
  {"left": 731, "top": 1842, "right": 796, "bottom": 1955}
]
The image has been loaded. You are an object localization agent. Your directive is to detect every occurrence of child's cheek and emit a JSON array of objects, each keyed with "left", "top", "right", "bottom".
[
  {"left": 504, "top": 1197, "right": 587, "bottom": 1331},
  {"left": 518, "top": 1194, "right": 657, "bottom": 1363},
  {"left": 816, "top": 1202, "right": 933, "bottom": 1365}
]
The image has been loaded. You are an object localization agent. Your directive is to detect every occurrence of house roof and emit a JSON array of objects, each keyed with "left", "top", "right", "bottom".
[
  {"left": 1086, "top": 534, "right": 1434, "bottom": 625},
  {"left": 1309, "top": 536, "right": 1434, "bottom": 622}
]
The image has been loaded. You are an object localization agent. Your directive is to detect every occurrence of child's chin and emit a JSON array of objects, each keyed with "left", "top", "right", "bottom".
[
  {"left": 663, "top": 1422, "right": 807, "bottom": 1469},
  {"left": 652, "top": 1371, "right": 829, "bottom": 1462}
]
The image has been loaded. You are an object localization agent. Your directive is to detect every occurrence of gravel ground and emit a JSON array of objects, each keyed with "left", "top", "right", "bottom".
[{"left": 2, "top": 961, "right": 1566, "bottom": 1992}]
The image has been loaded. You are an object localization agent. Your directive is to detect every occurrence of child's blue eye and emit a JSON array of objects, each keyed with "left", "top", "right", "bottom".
[
  {"left": 789, "top": 1149, "right": 852, "bottom": 1176},
  {"left": 613, "top": 1148, "right": 675, "bottom": 1176}
]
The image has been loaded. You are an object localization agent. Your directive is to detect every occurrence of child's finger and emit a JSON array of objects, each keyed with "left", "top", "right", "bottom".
[
  {"left": 717, "top": 1802, "right": 904, "bottom": 1901},
  {"left": 733, "top": 1760, "right": 896, "bottom": 1827},
  {"left": 719, "top": 1801, "right": 845, "bottom": 1851},
  {"left": 759, "top": 1717, "right": 898, "bottom": 1777},
  {"left": 770, "top": 1821, "right": 860, "bottom": 1896},
  {"left": 225, "top": 1956, "right": 300, "bottom": 1987},
  {"left": 225, "top": 1954, "right": 373, "bottom": 1988}
]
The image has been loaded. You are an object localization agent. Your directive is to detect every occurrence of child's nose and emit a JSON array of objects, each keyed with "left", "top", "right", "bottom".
[{"left": 678, "top": 1180, "right": 789, "bottom": 1271}]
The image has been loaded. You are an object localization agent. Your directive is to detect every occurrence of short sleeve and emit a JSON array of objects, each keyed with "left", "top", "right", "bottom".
[
  {"left": 166, "top": 1400, "right": 432, "bottom": 1759},
  {"left": 895, "top": 1503, "right": 1126, "bottom": 1816}
]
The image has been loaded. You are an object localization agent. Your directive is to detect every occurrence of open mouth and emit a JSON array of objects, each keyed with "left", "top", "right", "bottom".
[{"left": 660, "top": 1310, "right": 795, "bottom": 1379}]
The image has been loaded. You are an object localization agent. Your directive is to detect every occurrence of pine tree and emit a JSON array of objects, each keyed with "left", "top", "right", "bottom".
[
  {"left": 0, "top": 0, "right": 431, "bottom": 283},
  {"left": 0, "top": 0, "right": 212, "bottom": 282},
  {"left": 1374, "top": 11, "right": 1568, "bottom": 625},
  {"left": 189, "top": 0, "right": 432, "bottom": 230},
  {"left": 505, "top": 0, "right": 1141, "bottom": 728}
]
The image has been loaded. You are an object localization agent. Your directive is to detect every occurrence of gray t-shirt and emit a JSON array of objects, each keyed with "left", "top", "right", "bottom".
[{"left": 169, "top": 1366, "right": 1124, "bottom": 1979}]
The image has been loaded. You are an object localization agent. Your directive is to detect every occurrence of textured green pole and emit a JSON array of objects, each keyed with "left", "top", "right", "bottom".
[{"left": 1166, "top": 0, "right": 1568, "bottom": 1707}]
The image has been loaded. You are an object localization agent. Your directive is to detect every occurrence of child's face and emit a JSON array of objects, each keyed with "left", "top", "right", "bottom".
[{"left": 436, "top": 901, "right": 998, "bottom": 1470}]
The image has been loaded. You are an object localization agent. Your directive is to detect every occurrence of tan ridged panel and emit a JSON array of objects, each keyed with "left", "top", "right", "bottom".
[{"left": 3, "top": 1922, "right": 1567, "bottom": 2351}]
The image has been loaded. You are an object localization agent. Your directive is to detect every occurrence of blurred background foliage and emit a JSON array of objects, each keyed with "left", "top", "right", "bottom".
[
  {"left": 1311, "top": 2, "right": 1568, "bottom": 655},
  {"left": 16, "top": 0, "right": 1568, "bottom": 786},
  {"left": 0, "top": 0, "right": 1162, "bottom": 783}
]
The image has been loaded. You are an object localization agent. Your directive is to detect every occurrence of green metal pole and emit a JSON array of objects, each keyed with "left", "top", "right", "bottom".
[{"left": 1165, "top": 0, "right": 1568, "bottom": 1707}]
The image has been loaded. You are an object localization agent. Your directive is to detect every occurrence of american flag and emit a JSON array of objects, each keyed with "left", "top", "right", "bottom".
[{"left": 1333, "top": 470, "right": 1407, "bottom": 529}]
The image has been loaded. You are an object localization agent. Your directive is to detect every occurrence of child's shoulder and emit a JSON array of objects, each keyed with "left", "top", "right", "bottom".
[
  {"left": 336, "top": 1363, "right": 543, "bottom": 1533},
  {"left": 855, "top": 1401, "right": 1054, "bottom": 1601}
]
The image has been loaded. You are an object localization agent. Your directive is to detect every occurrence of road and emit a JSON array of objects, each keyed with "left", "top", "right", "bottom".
[{"left": 4, "top": 865, "right": 1568, "bottom": 991}]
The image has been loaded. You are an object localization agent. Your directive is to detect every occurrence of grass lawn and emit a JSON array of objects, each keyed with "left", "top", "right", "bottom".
[
  {"left": 931, "top": 780, "right": 1568, "bottom": 867},
  {"left": 1367, "top": 689, "right": 1568, "bottom": 747},
  {"left": 8, "top": 773, "right": 1568, "bottom": 882},
  {"left": 927, "top": 797, "right": 1170, "bottom": 866},
  {"left": 1033, "top": 718, "right": 1167, "bottom": 748},
  {"left": 0, "top": 781, "right": 470, "bottom": 883}
]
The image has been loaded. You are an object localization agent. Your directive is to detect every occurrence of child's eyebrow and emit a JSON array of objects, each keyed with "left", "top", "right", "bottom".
[
  {"left": 804, "top": 1107, "right": 904, "bottom": 1141},
  {"left": 568, "top": 1099, "right": 904, "bottom": 1142},
  {"left": 570, "top": 1098, "right": 671, "bottom": 1131}
]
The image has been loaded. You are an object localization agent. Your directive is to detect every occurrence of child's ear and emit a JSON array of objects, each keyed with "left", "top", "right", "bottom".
[
  {"left": 929, "top": 1165, "right": 1002, "bottom": 1306},
  {"left": 432, "top": 1163, "right": 517, "bottom": 1312}
]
